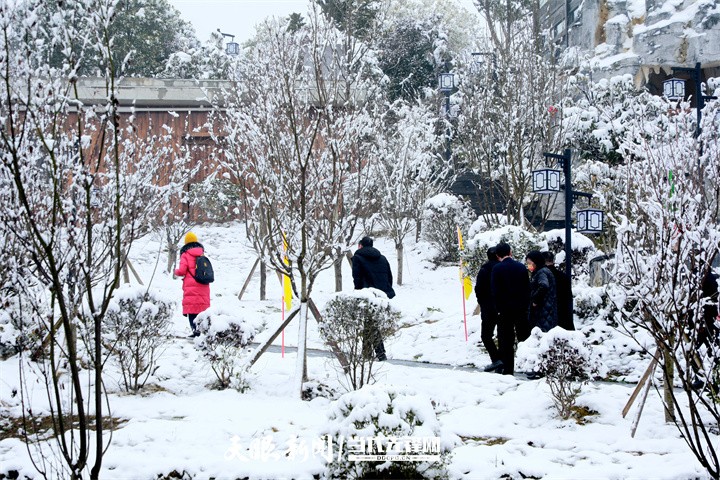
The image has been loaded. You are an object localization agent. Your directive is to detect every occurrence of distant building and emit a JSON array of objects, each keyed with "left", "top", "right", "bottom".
[{"left": 76, "top": 77, "right": 231, "bottom": 222}]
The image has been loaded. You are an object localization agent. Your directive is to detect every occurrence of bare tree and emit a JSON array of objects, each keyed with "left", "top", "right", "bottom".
[
  {"left": 0, "top": 1, "right": 183, "bottom": 478},
  {"left": 214, "top": 7, "right": 383, "bottom": 396},
  {"left": 370, "top": 100, "right": 449, "bottom": 284},
  {"left": 610, "top": 99, "right": 720, "bottom": 478},
  {"left": 455, "top": 0, "right": 564, "bottom": 226}
]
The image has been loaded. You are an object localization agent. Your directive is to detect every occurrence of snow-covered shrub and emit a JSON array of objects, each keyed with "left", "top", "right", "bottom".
[
  {"left": 321, "top": 384, "right": 453, "bottom": 480},
  {"left": 195, "top": 308, "right": 256, "bottom": 391},
  {"left": 320, "top": 290, "right": 401, "bottom": 391},
  {"left": 517, "top": 327, "right": 605, "bottom": 420},
  {"left": 103, "top": 286, "right": 175, "bottom": 393},
  {"left": 573, "top": 285, "right": 608, "bottom": 324},
  {"left": 301, "top": 381, "right": 338, "bottom": 401},
  {"left": 0, "top": 298, "right": 41, "bottom": 359},
  {"left": 541, "top": 229, "right": 598, "bottom": 278},
  {"left": 421, "top": 193, "right": 474, "bottom": 262},
  {"left": 463, "top": 225, "right": 543, "bottom": 278}
]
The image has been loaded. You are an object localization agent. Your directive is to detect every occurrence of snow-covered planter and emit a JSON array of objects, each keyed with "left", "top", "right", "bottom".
[
  {"left": 421, "top": 193, "right": 474, "bottom": 263},
  {"left": 319, "top": 289, "right": 401, "bottom": 391},
  {"left": 103, "top": 286, "right": 175, "bottom": 392},
  {"left": 195, "top": 308, "right": 256, "bottom": 391},
  {"left": 321, "top": 384, "right": 454, "bottom": 480},
  {"left": 517, "top": 327, "right": 606, "bottom": 420}
]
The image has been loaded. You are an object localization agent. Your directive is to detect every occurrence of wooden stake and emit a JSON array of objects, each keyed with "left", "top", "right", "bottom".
[
  {"left": 245, "top": 308, "right": 300, "bottom": 369},
  {"left": 237, "top": 257, "right": 260, "bottom": 301},
  {"left": 631, "top": 371, "right": 653, "bottom": 438},
  {"left": 126, "top": 259, "right": 144, "bottom": 285},
  {"left": 622, "top": 348, "right": 660, "bottom": 418}
]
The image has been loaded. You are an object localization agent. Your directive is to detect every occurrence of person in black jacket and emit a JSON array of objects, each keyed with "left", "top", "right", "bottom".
[
  {"left": 526, "top": 250, "right": 558, "bottom": 333},
  {"left": 490, "top": 242, "right": 530, "bottom": 375},
  {"left": 352, "top": 236, "right": 395, "bottom": 361},
  {"left": 691, "top": 267, "right": 719, "bottom": 391},
  {"left": 475, "top": 247, "right": 501, "bottom": 371},
  {"left": 543, "top": 251, "right": 574, "bottom": 330}
]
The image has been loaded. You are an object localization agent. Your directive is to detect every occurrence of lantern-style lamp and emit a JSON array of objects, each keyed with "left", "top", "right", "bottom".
[
  {"left": 577, "top": 208, "right": 604, "bottom": 234},
  {"left": 532, "top": 168, "right": 562, "bottom": 194},
  {"left": 438, "top": 73, "right": 454, "bottom": 92},
  {"left": 663, "top": 78, "right": 686, "bottom": 101},
  {"left": 220, "top": 32, "right": 240, "bottom": 56}
]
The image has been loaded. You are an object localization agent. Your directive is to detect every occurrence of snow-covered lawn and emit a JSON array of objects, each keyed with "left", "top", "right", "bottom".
[{"left": 0, "top": 224, "right": 711, "bottom": 479}]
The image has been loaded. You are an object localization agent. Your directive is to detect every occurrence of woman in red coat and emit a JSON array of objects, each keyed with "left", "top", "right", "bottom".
[{"left": 174, "top": 232, "right": 210, "bottom": 336}]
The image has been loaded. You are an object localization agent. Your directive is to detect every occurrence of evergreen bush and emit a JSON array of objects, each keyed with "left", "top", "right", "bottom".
[
  {"left": 463, "top": 225, "right": 543, "bottom": 278},
  {"left": 421, "top": 193, "right": 474, "bottom": 263}
]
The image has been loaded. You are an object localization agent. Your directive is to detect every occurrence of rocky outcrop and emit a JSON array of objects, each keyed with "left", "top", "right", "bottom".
[{"left": 572, "top": 0, "right": 720, "bottom": 80}]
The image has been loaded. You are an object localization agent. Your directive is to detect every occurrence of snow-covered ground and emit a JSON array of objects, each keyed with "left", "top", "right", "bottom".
[{"left": 0, "top": 223, "right": 711, "bottom": 479}]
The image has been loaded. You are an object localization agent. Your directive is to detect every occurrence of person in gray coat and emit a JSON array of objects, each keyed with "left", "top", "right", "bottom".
[{"left": 525, "top": 250, "right": 558, "bottom": 332}]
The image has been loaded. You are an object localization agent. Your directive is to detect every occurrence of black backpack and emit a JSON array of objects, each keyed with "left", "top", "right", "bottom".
[{"left": 193, "top": 255, "right": 215, "bottom": 284}]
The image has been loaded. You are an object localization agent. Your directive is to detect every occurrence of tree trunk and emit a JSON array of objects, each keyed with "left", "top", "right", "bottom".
[
  {"left": 662, "top": 344, "right": 676, "bottom": 423},
  {"left": 167, "top": 244, "right": 178, "bottom": 274},
  {"left": 260, "top": 261, "right": 267, "bottom": 301},
  {"left": 334, "top": 252, "right": 343, "bottom": 292},
  {"left": 396, "top": 242, "right": 404, "bottom": 286},
  {"left": 294, "top": 301, "right": 309, "bottom": 398}
]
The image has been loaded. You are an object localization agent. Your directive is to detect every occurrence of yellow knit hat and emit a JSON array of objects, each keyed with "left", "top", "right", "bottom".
[{"left": 184, "top": 232, "right": 198, "bottom": 245}]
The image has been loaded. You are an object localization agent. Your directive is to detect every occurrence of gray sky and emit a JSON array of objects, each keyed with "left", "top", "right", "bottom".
[{"left": 168, "top": 0, "right": 309, "bottom": 43}]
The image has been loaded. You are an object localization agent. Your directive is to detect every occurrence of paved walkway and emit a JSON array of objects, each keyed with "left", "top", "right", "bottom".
[{"left": 261, "top": 343, "right": 491, "bottom": 373}]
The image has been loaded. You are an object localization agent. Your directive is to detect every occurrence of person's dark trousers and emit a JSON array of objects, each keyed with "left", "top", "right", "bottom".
[
  {"left": 515, "top": 313, "right": 532, "bottom": 343},
  {"left": 496, "top": 313, "right": 516, "bottom": 375},
  {"left": 187, "top": 313, "right": 199, "bottom": 336},
  {"left": 365, "top": 321, "right": 386, "bottom": 360},
  {"left": 374, "top": 339, "right": 386, "bottom": 360},
  {"left": 480, "top": 307, "right": 500, "bottom": 362}
]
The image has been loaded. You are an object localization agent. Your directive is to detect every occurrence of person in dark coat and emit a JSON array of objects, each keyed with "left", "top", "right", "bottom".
[
  {"left": 526, "top": 250, "right": 558, "bottom": 333},
  {"left": 174, "top": 232, "right": 211, "bottom": 337},
  {"left": 691, "top": 267, "right": 719, "bottom": 390},
  {"left": 698, "top": 268, "right": 719, "bottom": 349},
  {"left": 543, "top": 251, "right": 574, "bottom": 330},
  {"left": 475, "top": 247, "right": 501, "bottom": 371},
  {"left": 352, "top": 236, "right": 395, "bottom": 361},
  {"left": 490, "top": 242, "right": 530, "bottom": 375}
]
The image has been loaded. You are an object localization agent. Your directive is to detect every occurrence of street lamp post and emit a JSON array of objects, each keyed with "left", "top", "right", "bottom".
[
  {"left": 668, "top": 63, "right": 718, "bottom": 159},
  {"left": 543, "top": 149, "right": 574, "bottom": 286},
  {"left": 439, "top": 73, "right": 454, "bottom": 165},
  {"left": 533, "top": 149, "right": 604, "bottom": 326}
]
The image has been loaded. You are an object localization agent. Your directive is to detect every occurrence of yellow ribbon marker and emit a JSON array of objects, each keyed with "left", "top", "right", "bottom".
[
  {"left": 282, "top": 233, "right": 293, "bottom": 310},
  {"left": 457, "top": 226, "right": 469, "bottom": 341}
]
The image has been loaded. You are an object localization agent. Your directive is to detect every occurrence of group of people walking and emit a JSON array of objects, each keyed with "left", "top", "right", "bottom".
[
  {"left": 174, "top": 233, "right": 396, "bottom": 359},
  {"left": 475, "top": 242, "right": 573, "bottom": 376},
  {"left": 172, "top": 233, "right": 572, "bottom": 374}
]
